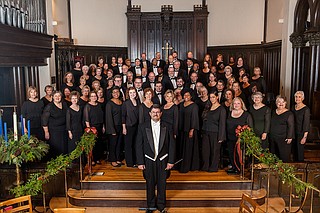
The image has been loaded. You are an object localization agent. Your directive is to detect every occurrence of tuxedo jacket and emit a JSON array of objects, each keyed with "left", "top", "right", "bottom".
[
  {"left": 152, "top": 92, "right": 167, "bottom": 106},
  {"left": 136, "top": 121, "right": 175, "bottom": 165},
  {"left": 140, "top": 59, "right": 151, "bottom": 69},
  {"left": 157, "top": 59, "right": 166, "bottom": 69}
]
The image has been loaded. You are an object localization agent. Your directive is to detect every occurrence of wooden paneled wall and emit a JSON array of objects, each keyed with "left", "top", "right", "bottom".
[{"left": 207, "top": 40, "right": 282, "bottom": 96}]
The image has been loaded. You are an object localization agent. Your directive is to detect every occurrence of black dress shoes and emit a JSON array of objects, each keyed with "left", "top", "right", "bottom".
[{"left": 145, "top": 210, "right": 153, "bottom": 213}]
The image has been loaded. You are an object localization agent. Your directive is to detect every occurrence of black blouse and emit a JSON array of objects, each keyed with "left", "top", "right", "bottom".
[
  {"left": 105, "top": 101, "right": 122, "bottom": 134},
  {"left": 270, "top": 110, "right": 294, "bottom": 140},
  {"left": 179, "top": 102, "right": 199, "bottom": 132},
  {"left": 122, "top": 99, "right": 139, "bottom": 127},
  {"left": 83, "top": 103, "right": 104, "bottom": 127},
  {"left": 291, "top": 106, "right": 310, "bottom": 135},
  {"left": 251, "top": 76, "right": 267, "bottom": 95},
  {"left": 161, "top": 104, "right": 179, "bottom": 136},
  {"left": 139, "top": 103, "right": 152, "bottom": 124},
  {"left": 66, "top": 107, "right": 83, "bottom": 133},
  {"left": 249, "top": 105, "right": 271, "bottom": 136},
  {"left": 202, "top": 105, "right": 226, "bottom": 141},
  {"left": 21, "top": 100, "right": 44, "bottom": 128},
  {"left": 42, "top": 102, "right": 68, "bottom": 131},
  {"left": 226, "top": 111, "right": 253, "bottom": 141},
  {"left": 41, "top": 96, "right": 52, "bottom": 107}
]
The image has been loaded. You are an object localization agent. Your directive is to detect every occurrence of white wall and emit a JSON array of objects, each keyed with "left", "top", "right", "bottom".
[
  {"left": 63, "top": 0, "right": 266, "bottom": 46},
  {"left": 207, "top": 0, "right": 265, "bottom": 46},
  {"left": 52, "top": 0, "right": 69, "bottom": 38},
  {"left": 266, "top": 0, "right": 285, "bottom": 42},
  {"left": 70, "top": 0, "right": 127, "bottom": 46}
]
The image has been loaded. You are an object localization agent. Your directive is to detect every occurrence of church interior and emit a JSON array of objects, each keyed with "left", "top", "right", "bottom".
[{"left": 0, "top": 0, "right": 320, "bottom": 212}]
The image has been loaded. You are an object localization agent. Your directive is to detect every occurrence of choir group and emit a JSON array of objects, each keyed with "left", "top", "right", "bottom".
[{"left": 21, "top": 51, "right": 310, "bottom": 174}]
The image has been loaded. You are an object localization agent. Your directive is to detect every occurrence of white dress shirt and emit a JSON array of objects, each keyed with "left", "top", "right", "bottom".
[{"left": 151, "top": 119, "right": 160, "bottom": 160}]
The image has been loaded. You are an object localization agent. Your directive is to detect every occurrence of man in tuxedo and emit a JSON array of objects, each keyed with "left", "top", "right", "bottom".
[
  {"left": 186, "top": 58, "right": 194, "bottom": 76},
  {"left": 141, "top": 52, "right": 151, "bottom": 69},
  {"left": 186, "top": 72, "right": 198, "bottom": 91},
  {"left": 136, "top": 105, "right": 175, "bottom": 213},
  {"left": 143, "top": 72, "right": 156, "bottom": 91},
  {"left": 155, "top": 67, "right": 172, "bottom": 92},
  {"left": 167, "top": 67, "right": 177, "bottom": 90},
  {"left": 113, "top": 56, "right": 124, "bottom": 75},
  {"left": 173, "top": 60, "right": 188, "bottom": 82},
  {"left": 152, "top": 82, "right": 166, "bottom": 106},
  {"left": 131, "top": 58, "right": 142, "bottom": 77},
  {"left": 134, "top": 77, "right": 144, "bottom": 103},
  {"left": 155, "top": 52, "right": 166, "bottom": 69},
  {"left": 141, "top": 68, "right": 148, "bottom": 83},
  {"left": 149, "top": 58, "right": 159, "bottom": 76},
  {"left": 164, "top": 54, "right": 174, "bottom": 75},
  {"left": 216, "top": 80, "right": 225, "bottom": 103},
  {"left": 113, "top": 74, "right": 126, "bottom": 101}
]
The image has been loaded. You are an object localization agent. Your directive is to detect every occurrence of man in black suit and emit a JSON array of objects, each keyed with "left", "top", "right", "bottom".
[
  {"left": 113, "top": 74, "right": 126, "bottom": 101},
  {"left": 113, "top": 56, "right": 124, "bottom": 75},
  {"left": 143, "top": 72, "right": 156, "bottom": 91},
  {"left": 155, "top": 67, "right": 172, "bottom": 92},
  {"left": 136, "top": 105, "right": 175, "bottom": 213},
  {"left": 152, "top": 82, "right": 166, "bottom": 106},
  {"left": 216, "top": 80, "right": 226, "bottom": 103},
  {"left": 130, "top": 58, "right": 143, "bottom": 77},
  {"left": 173, "top": 60, "right": 188, "bottom": 82},
  {"left": 140, "top": 52, "right": 151, "bottom": 69},
  {"left": 155, "top": 52, "right": 166, "bottom": 70}
]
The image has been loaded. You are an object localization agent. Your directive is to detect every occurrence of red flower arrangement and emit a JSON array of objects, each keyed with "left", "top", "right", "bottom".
[
  {"left": 84, "top": 127, "right": 98, "bottom": 135},
  {"left": 235, "top": 125, "right": 251, "bottom": 137}
]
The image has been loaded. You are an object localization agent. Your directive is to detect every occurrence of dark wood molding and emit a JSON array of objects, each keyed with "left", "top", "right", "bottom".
[
  {"left": 207, "top": 40, "right": 282, "bottom": 96},
  {"left": 0, "top": 23, "right": 53, "bottom": 67}
]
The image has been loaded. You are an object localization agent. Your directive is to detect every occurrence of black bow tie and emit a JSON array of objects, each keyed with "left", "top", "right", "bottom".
[
  {"left": 157, "top": 93, "right": 161, "bottom": 95},
  {"left": 150, "top": 81, "right": 154, "bottom": 84},
  {"left": 118, "top": 65, "right": 122, "bottom": 67},
  {"left": 136, "top": 66, "right": 140, "bottom": 69},
  {"left": 170, "top": 77, "right": 175, "bottom": 80},
  {"left": 137, "top": 88, "right": 142, "bottom": 92}
]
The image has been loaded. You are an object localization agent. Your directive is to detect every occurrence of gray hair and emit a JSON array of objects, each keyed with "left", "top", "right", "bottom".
[{"left": 294, "top": 91, "right": 305, "bottom": 99}]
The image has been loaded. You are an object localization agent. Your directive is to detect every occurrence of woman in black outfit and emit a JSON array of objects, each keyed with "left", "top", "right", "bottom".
[
  {"left": 269, "top": 96, "right": 294, "bottom": 163},
  {"left": 84, "top": 91, "right": 105, "bottom": 165},
  {"left": 42, "top": 91, "right": 68, "bottom": 158},
  {"left": 22, "top": 86, "right": 44, "bottom": 140},
  {"left": 61, "top": 72, "right": 76, "bottom": 92},
  {"left": 251, "top": 67, "right": 267, "bottom": 96},
  {"left": 201, "top": 91, "right": 226, "bottom": 172},
  {"left": 78, "top": 85, "right": 90, "bottom": 108},
  {"left": 161, "top": 90, "right": 179, "bottom": 138},
  {"left": 66, "top": 91, "right": 83, "bottom": 153},
  {"left": 139, "top": 88, "right": 154, "bottom": 124},
  {"left": 179, "top": 90, "right": 200, "bottom": 173},
  {"left": 106, "top": 86, "right": 123, "bottom": 167},
  {"left": 63, "top": 87, "right": 72, "bottom": 106},
  {"left": 292, "top": 91, "right": 310, "bottom": 162},
  {"left": 122, "top": 87, "right": 139, "bottom": 167},
  {"left": 226, "top": 97, "right": 253, "bottom": 174},
  {"left": 249, "top": 92, "right": 271, "bottom": 149},
  {"left": 41, "top": 85, "right": 53, "bottom": 107}
]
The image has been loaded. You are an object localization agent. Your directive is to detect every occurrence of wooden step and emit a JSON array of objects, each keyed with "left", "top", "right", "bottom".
[{"left": 68, "top": 188, "right": 266, "bottom": 208}]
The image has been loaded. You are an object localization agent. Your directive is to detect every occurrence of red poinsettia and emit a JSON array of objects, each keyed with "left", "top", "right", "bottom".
[
  {"left": 235, "top": 125, "right": 251, "bottom": 137},
  {"left": 84, "top": 127, "right": 98, "bottom": 135}
]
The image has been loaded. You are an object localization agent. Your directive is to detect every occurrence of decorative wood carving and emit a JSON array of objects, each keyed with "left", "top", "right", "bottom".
[
  {"left": 290, "top": 0, "right": 320, "bottom": 119},
  {"left": 126, "top": 3, "right": 208, "bottom": 61}
]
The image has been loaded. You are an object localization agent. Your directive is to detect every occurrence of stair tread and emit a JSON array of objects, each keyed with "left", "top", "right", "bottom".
[{"left": 68, "top": 188, "right": 266, "bottom": 200}]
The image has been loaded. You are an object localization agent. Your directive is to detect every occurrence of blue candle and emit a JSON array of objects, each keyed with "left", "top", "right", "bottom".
[
  {"left": 4, "top": 122, "right": 8, "bottom": 145},
  {"left": 20, "top": 115, "right": 24, "bottom": 135},
  {"left": 0, "top": 117, "right": 2, "bottom": 136},
  {"left": 27, "top": 120, "right": 30, "bottom": 139}
]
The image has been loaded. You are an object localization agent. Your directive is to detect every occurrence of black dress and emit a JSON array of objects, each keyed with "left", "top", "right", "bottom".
[
  {"left": 201, "top": 106, "right": 226, "bottom": 172},
  {"left": 71, "top": 69, "right": 82, "bottom": 86},
  {"left": 249, "top": 105, "right": 271, "bottom": 149},
  {"left": 66, "top": 106, "right": 83, "bottom": 153},
  {"left": 139, "top": 103, "right": 152, "bottom": 124},
  {"left": 83, "top": 103, "right": 104, "bottom": 162},
  {"left": 21, "top": 99, "right": 44, "bottom": 140},
  {"left": 41, "top": 96, "right": 52, "bottom": 107},
  {"left": 226, "top": 111, "right": 253, "bottom": 171},
  {"left": 105, "top": 101, "right": 123, "bottom": 163},
  {"left": 292, "top": 106, "right": 310, "bottom": 162},
  {"left": 161, "top": 104, "right": 179, "bottom": 137},
  {"left": 42, "top": 102, "right": 68, "bottom": 158},
  {"left": 179, "top": 102, "right": 200, "bottom": 173},
  {"left": 251, "top": 76, "right": 267, "bottom": 95},
  {"left": 269, "top": 110, "right": 294, "bottom": 162},
  {"left": 122, "top": 99, "right": 139, "bottom": 167}
]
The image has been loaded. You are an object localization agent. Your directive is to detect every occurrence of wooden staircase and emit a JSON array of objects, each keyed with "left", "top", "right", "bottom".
[{"left": 67, "top": 162, "right": 269, "bottom": 208}]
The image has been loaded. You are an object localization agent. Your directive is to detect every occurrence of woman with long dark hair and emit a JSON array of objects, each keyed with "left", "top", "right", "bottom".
[
  {"left": 201, "top": 91, "right": 226, "bottom": 172},
  {"left": 122, "top": 87, "right": 139, "bottom": 167}
]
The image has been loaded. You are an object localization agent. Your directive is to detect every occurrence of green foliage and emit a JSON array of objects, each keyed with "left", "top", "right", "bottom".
[
  {"left": 238, "top": 127, "right": 319, "bottom": 196},
  {"left": 8, "top": 131, "right": 97, "bottom": 197},
  {"left": 0, "top": 135, "right": 49, "bottom": 166}
]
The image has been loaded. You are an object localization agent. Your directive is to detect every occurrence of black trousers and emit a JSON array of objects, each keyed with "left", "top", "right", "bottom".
[
  {"left": 294, "top": 134, "right": 304, "bottom": 162},
  {"left": 201, "top": 131, "right": 221, "bottom": 172},
  {"left": 92, "top": 124, "right": 104, "bottom": 162},
  {"left": 143, "top": 158, "right": 169, "bottom": 211},
  {"left": 227, "top": 139, "right": 238, "bottom": 170},
  {"left": 270, "top": 137, "right": 292, "bottom": 163},
  {"left": 124, "top": 125, "right": 137, "bottom": 167},
  {"left": 108, "top": 125, "right": 123, "bottom": 162}
]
